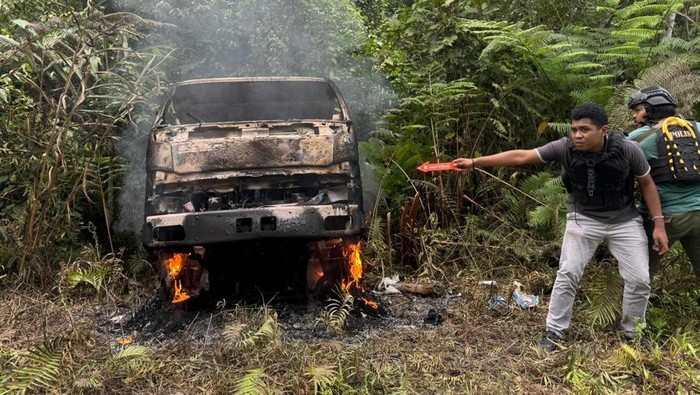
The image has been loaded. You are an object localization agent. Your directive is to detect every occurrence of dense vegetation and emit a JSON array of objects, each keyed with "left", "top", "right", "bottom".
[{"left": 1, "top": 0, "right": 699, "bottom": 393}]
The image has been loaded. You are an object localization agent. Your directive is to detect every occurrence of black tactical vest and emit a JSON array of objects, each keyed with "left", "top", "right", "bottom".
[
  {"left": 648, "top": 118, "right": 700, "bottom": 184},
  {"left": 561, "top": 132, "right": 634, "bottom": 211}
]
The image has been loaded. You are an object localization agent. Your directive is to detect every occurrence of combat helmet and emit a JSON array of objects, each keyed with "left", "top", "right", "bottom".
[{"left": 628, "top": 86, "right": 677, "bottom": 109}]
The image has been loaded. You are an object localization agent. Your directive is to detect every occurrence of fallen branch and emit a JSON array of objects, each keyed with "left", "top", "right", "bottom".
[{"left": 395, "top": 282, "right": 444, "bottom": 296}]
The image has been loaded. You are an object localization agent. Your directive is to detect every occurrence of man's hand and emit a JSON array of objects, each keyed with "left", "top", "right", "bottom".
[
  {"left": 452, "top": 158, "right": 475, "bottom": 170},
  {"left": 651, "top": 226, "right": 669, "bottom": 255}
]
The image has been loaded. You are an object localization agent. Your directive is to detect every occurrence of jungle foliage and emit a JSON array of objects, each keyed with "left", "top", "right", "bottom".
[
  {"left": 0, "top": 0, "right": 172, "bottom": 281},
  {"left": 360, "top": 0, "right": 700, "bottom": 271}
]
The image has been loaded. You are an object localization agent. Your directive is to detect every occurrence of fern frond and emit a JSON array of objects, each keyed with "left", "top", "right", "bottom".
[
  {"left": 304, "top": 364, "right": 339, "bottom": 392},
  {"left": 412, "top": 179, "right": 439, "bottom": 193},
  {"left": 522, "top": 173, "right": 567, "bottom": 239},
  {"left": 616, "top": 1, "right": 671, "bottom": 19},
  {"left": 72, "top": 377, "right": 102, "bottom": 390},
  {"left": 235, "top": 311, "right": 279, "bottom": 349},
  {"left": 438, "top": 190, "right": 460, "bottom": 223},
  {"left": 67, "top": 266, "right": 111, "bottom": 293},
  {"left": 222, "top": 322, "right": 249, "bottom": 347},
  {"left": 112, "top": 345, "right": 149, "bottom": 360},
  {"left": 554, "top": 50, "right": 594, "bottom": 62},
  {"left": 366, "top": 212, "right": 391, "bottom": 267},
  {"left": 609, "top": 57, "right": 700, "bottom": 129},
  {"left": 367, "top": 214, "right": 386, "bottom": 248},
  {"left": 101, "top": 11, "right": 179, "bottom": 31},
  {"left": 108, "top": 345, "right": 155, "bottom": 380},
  {"left": 521, "top": 172, "right": 552, "bottom": 193},
  {"left": 620, "top": 15, "right": 664, "bottom": 29},
  {"left": 488, "top": 118, "right": 508, "bottom": 138},
  {"left": 565, "top": 62, "right": 604, "bottom": 73},
  {"left": 528, "top": 206, "right": 553, "bottom": 228},
  {"left": 612, "top": 343, "right": 641, "bottom": 366},
  {"left": 660, "top": 36, "right": 700, "bottom": 52},
  {"left": 315, "top": 289, "right": 354, "bottom": 334},
  {"left": 546, "top": 122, "right": 571, "bottom": 136},
  {"left": 589, "top": 74, "right": 615, "bottom": 81},
  {"left": 585, "top": 266, "right": 624, "bottom": 329},
  {"left": 609, "top": 28, "right": 658, "bottom": 42},
  {"left": 570, "top": 86, "right": 614, "bottom": 104},
  {"left": 234, "top": 368, "right": 269, "bottom": 395},
  {"left": 4, "top": 340, "right": 62, "bottom": 393},
  {"left": 603, "top": 44, "right": 643, "bottom": 54}
]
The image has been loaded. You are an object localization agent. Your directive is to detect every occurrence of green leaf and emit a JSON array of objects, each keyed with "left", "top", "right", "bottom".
[
  {"left": 0, "top": 34, "right": 19, "bottom": 46},
  {"left": 11, "top": 19, "right": 31, "bottom": 29},
  {"left": 89, "top": 56, "right": 101, "bottom": 73}
]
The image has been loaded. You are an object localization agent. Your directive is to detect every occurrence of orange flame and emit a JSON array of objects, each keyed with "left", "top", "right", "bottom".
[
  {"left": 172, "top": 280, "right": 191, "bottom": 304},
  {"left": 164, "top": 252, "right": 191, "bottom": 304},
  {"left": 341, "top": 243, "right": 363, "bottom": 292},
  {"left": 358, "top": 297, "right": 379, "bottom": 309},
  {"left": 341, "top": 243, "right": 378, "bottom": 310}
]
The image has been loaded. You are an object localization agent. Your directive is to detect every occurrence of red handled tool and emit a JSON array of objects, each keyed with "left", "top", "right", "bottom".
[{"left": 417, "top": 161, "right": 458, "bottom": 173}]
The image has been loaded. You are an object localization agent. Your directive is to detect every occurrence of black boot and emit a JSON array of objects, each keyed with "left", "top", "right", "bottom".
[{"left": 540, "top": 330, "right": 563, "bottom": 353}]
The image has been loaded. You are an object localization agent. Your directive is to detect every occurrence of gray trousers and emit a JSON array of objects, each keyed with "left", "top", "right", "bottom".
[{"left": 546, "top": 213, "right": 651, "bottom": 338}]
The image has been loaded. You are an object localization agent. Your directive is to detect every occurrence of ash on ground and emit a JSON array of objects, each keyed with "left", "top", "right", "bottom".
[{"left": 105, "top": 288, "right": 463, "bottom": 347}]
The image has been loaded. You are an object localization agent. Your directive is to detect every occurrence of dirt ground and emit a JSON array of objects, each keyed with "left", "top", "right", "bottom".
[{"left": 2, "top": 269, "right": 698, "bottom": 394}]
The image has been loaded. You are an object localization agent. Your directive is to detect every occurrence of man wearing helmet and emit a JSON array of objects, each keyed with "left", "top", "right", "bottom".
[{"left": 628, "top": 86, "right": 700, "bottom": 280}]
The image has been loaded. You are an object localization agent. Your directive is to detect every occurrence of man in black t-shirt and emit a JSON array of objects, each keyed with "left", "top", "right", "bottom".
[{"left": 453, "top": 103, "right": 668, "bottom": 352}]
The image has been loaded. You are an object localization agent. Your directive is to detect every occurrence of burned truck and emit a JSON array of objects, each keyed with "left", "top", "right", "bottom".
[{"left": 142, "top": 77, "right": 365, "bottom": 302}]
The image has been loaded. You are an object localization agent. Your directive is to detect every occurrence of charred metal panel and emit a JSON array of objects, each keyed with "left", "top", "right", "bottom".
[
  {"left": 148, "top": 124, "right": 357, "bottom": 174},
  {"left": 146, "top": 141, "right": 174, "bottom": 171},
  {"left": 171, "top": 135, "right": 335, "bottom": 173},
  {"left": 151, "top": 163, "right": 353, "bottom": 190},
  {"left": 143, "top": 204, "right": 364, "bottom": 247},
  {"left": 332, "top": 131, "right": 359, "bottom": 163}
]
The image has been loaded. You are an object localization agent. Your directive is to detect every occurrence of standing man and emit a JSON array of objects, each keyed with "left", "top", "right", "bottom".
[
  {"left": 628, "top": 86, "right": 700, "bottom": 280},
  {"left": 452, "top": 103, "right": 668, "bottom": 352}
]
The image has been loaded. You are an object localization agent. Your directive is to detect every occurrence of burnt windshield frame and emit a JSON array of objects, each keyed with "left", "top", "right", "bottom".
[{"left": 168, "top": 80, "right": 343, "bottom": 124}]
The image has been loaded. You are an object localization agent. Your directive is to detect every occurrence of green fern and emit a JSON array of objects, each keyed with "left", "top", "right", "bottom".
[
  {"left": 315, "top": 289, "right": 354, "bottom": 334},
  {"left": 235, "top": 311, "right": 279, "bottom": 349},
  {"left": 112, "top": 345, "right": 150, "bottom": 360},
  {"left": 234, "top": 368, "right": 270, "bottom": 395},
  {"left": 563, "top": 352, "right": 592, "bottom": 390},
  {"left": 304, "top": 364, "right": 339, "bottom": 394},
  {"left": 546, "top": 122, "right": 572, "bottom": 137},
  {"left": 107, "top": 345, "right": 154, "bottom": 382},
  {"left": 647, "top": 287, "right": 700, "bottom": 336},
  {"left": 64, "top": 241, "right": 125, "bottom": 298},
  {"left": 366, "top": 212, "right": 391, "bottom": 270},
  {"left": 585, "top": 265, "right": 624, "bottom": 329},
  {"left": 3, "top": 340, "right": 62, "bottom": 394},
  {"left": 522, "top": 172, "right": 567, "bottom": 240},
  {"left": 67, "top": 266, "right": 111, "bottom": 294},
  {"left": 614, "top": 343, "right": 642, "bottom": 365}
]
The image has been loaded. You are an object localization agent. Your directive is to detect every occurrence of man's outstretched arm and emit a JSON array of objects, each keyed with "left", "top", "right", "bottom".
[{"left": 452, "top": 149, "right": 543, "bottom": 170}]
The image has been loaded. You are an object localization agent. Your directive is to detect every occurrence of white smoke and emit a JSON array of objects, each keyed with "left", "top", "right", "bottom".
[{"left": 111, "top": 0, "right": 393, "bottom": 234}]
